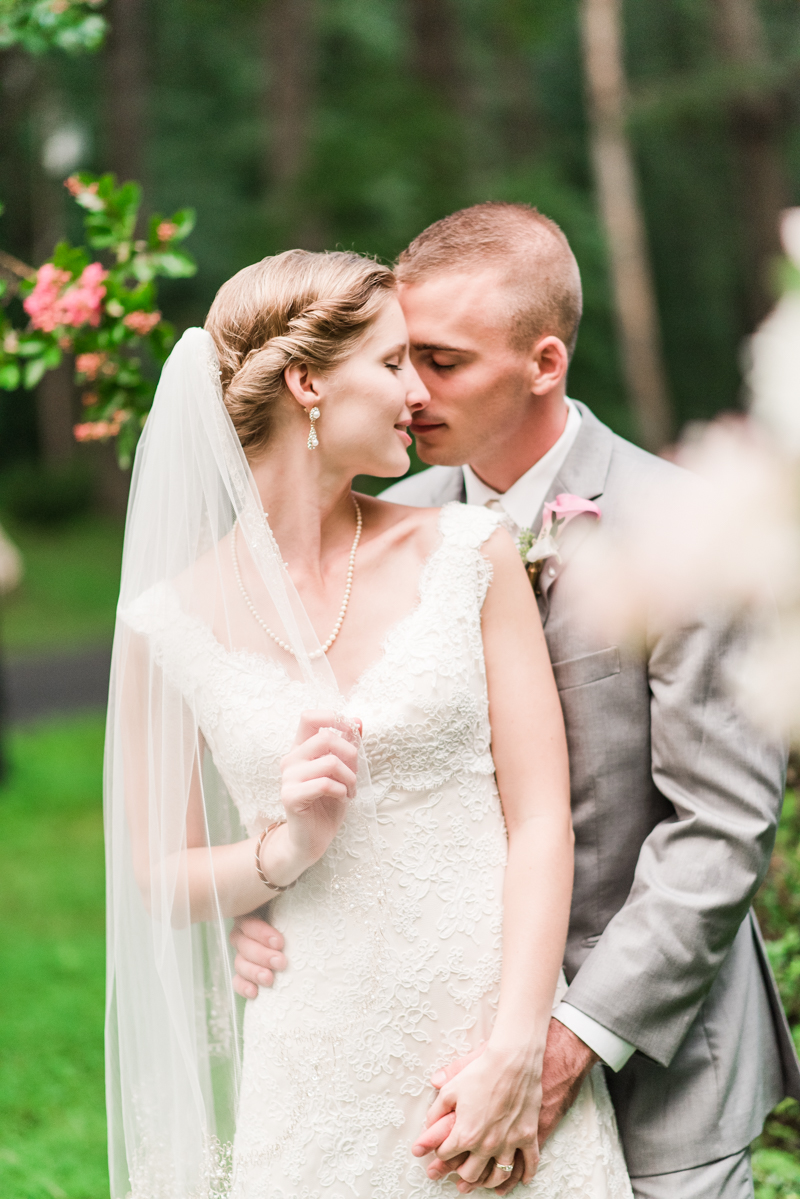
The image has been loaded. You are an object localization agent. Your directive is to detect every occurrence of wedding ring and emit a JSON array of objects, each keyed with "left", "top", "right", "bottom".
[{"left": 496, "top": 1162, "right": 514, "bottom": 1173}]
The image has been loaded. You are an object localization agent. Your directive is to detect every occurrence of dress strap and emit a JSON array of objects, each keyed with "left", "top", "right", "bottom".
[{"left": 437, "top": 500, "right": 505, "bottom": 553}]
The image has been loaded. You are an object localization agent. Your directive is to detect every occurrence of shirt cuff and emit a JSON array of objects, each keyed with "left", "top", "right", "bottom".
[{"left": 553, "top": 1002, "right": 636, "bottom": 1073}]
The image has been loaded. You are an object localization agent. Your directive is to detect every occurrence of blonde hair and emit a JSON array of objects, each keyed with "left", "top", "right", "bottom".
[
  {"left": 205, "top": 249, "right": 396, "bottom": 455},
  {"left": 396, "top": 201, "right": 583, "bottom": 357}
]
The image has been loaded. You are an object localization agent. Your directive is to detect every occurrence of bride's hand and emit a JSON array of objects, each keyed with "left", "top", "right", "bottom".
[
  {"left": 265, "top": 711, "right": 361, "bottom": 884},
  {"left": 423, "top": 1041, "right": 543, "bottom": 1192}
]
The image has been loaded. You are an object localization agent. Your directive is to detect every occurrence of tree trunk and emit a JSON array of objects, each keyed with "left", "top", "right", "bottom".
[
  {"left": 37, "top": 363, "right": 76, "bottom": 464},
  {"left": 498, "top": 59, "right": 538, "bottom": 168},
  {"left": 260, "top": 0, "right": 320, "bottom": 247},
  {"left": 490, "top": 12, "right": 539, "bottom": 167},
  {"left": 103, "top": 0, "right": 148, "bottom": 186},
  {"left": 580, "top": 0, "right": 673, "bottom": 451},
  {"left": 32, "top": 67, "right": 75, "bottom": 464},
  {"left": 406, "top": 0, "right": 478, "bottom": 195},
  {"left": 101, "top": 0, "right": 147, "bottom": 505},
  {"left": 407, "top": 0, "right": 468, "bottom": 114},
  {"left": 0, "top": 49, "right": 37, "bottom": 257},
  {"left": 710, "top": 0, "right": 785, "bottom": 329}
]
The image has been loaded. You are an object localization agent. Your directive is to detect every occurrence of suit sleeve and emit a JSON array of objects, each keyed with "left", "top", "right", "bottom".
[{"left": 563, "top": 611, "right": 786, "bottom": 1067}]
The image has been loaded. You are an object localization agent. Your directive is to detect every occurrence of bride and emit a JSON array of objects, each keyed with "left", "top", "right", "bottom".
[{"left": 105, "top": 249, "right": 631, "bottom": 1198}]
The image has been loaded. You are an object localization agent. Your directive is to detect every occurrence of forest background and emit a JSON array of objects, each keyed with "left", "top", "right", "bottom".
[{"left": 1, "top": 0, "right": 800, "bottom": 1197}]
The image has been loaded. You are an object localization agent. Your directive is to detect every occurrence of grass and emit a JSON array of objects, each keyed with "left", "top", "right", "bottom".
[
  {"left": 0, "top": 714, "right": 108, "bottom": 1199},
  {"left": 0, "top": 713, "right": 798, "bottom": 1198},
  {"left": 1, "top": 516, "right": 123, "bottom": 657}
]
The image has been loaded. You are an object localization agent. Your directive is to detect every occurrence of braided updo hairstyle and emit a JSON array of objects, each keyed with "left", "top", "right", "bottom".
[{"left": 204, "top": 249, "right": 397, "bottom": 456}]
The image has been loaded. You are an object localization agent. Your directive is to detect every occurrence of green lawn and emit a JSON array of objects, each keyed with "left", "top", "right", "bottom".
[
  {"left": 1, "top": 517, "right": 123, "bottom": 656},
  {"left": 0, "top": 715, "right": 108, "bottom": 1199},
  {"left": 0, "top": 712, "right": 798, "bottom": 1199}
]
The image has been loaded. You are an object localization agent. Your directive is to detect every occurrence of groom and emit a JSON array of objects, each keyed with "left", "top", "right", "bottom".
[{"left": 231, "top": 202, "right": 800, "bottom": 1197}]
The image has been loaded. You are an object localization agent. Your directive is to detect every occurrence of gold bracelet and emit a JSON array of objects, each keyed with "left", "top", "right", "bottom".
[{"left": 254, "top": 819, "right": 297, "bottom": 893}]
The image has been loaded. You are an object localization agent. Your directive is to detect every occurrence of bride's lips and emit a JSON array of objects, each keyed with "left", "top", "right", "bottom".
[{"left": 394, "top": 425, "right": 412, "bottom": 448}]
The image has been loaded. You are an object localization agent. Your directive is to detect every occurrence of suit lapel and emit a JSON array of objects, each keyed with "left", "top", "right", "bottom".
[
  {"left": 533, "top": 404, "right": 615, "bottom": 622},
  {"left": 410, "top": 409, "right": 614, "bottom": 624},
  {"left": 426, "top": 466, "right": 465, "bottom": 505}
]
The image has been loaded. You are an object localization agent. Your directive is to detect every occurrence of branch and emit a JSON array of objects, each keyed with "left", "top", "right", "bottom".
[{"left": 0, "top": 249, "right": 35, "bottom": 302}]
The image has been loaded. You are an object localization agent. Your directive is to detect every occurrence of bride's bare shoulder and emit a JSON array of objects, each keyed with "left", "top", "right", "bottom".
[{"left": 355, "top": 492, "right": 442, "bottom": 558}]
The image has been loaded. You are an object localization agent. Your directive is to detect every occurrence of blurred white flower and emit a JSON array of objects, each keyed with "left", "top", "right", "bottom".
[
  {"left": 748, "top": 290, "right": 800, "bottom": 455},
  {"left": 42, "top": 123, "right": 87, "bottom": 177},
  {"left": 780, "top": 207, "right": 800, "bottom": 268},
  {"left": 733, "top": 611, "right": 800, "bottom": 745},
  {"left": 568, "top": 208, "right": 800, "bottom": 742},
  {"left": 575, "top": 418, "right": 797, "bottom": 643}
]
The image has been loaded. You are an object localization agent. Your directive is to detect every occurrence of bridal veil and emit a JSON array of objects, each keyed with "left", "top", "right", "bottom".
[{"left": 104, "top": 328, "right": 378, "bottom": 1198}]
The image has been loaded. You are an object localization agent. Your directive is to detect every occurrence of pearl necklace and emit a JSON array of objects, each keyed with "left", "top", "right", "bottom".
[{"left": 231, "top": 496, "right": 362, "bottom": 660}]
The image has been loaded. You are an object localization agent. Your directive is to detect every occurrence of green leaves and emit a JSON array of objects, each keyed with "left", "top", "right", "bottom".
[
  {"left": 15, "top": 336, "right": 48, "bottom": 357},
  {"left": 1, "top": 170, "right": 197, "bottom": 467},
  {"left": 70, "top": 174, "right": 142, "bottom": 249},
  {"left": 50, "top": 240, "right": 90, "bottom": 276},
  {"left": 0, "top": 362, "right": 20, "bottom": 390},
  {"left": 146, "top": 208, "right": 196, "bottom": 248},
  {"left": 131, "top": 248, "right": 197, "bottom": 283},
  {"left": 22, "top": 356, "right": 48, "bottom": 389},
  {"left": 0, "top": 0, "right": 107, "bottom": 55},
  {"left": 754, "top": 785, "right": 800, "bottom": 1172},
  {"left": 752, "top": 1144, "right": 800, "bottom": 1199},
  {"left": 0, "top": 336, "right": 61, "bottom": 390}
]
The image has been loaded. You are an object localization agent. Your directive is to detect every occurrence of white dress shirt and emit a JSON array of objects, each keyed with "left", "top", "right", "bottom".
[
  {"left": 462, "top": 398, "right": 582, "bottom": 535},
  {"left": 462, "top": 397, "right": 635, "bottom": 1073}
]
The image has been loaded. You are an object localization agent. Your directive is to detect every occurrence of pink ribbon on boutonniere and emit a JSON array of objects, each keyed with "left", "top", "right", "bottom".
[{"left": 518, "top": 493, "right": 601, "bottom": 593}]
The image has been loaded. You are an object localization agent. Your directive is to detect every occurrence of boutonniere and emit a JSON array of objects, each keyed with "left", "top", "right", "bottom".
[{"left": 517, "top": 493, "right": 601, "bottom": 593}]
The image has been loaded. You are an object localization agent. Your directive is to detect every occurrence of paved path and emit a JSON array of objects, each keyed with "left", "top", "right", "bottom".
[{"left": 3, "top": 645, "right": 112, "bottom": 723}]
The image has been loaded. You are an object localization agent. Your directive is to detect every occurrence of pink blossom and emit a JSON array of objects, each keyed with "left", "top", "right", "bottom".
[
  {"left": 123, "top": 310, "right": 161, "bottom": 335},
  {"left": 59, "top": 262, "right": 108, "bottom": 327},
  {"left": 24, "top": 263, "right": 72, "bottom": 332},
  {"left": 76, "top": 352, "right": 105, "bottom": 380},
  {"left": 74, "top": 421, "right": 110, "bottom": 442},
  {"left": 24, "top": 261, "right": 107, "bottom": 331},
  {"left": 156, "top": 221, "right": 178, "bottom": 242},
  {"left": 64, "top": 176, "right": 99, "bottom": 198},
  {"left": 541, "top": 494, "right": 602, "bottom": 533},
  {"left": 73, "top": 410, "right": 124, "bottom": 443}
]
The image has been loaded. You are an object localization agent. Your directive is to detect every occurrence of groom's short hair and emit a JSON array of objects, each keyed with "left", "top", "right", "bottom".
[{"left": 395, "top": 201, "right": 583, "bottom": 357}]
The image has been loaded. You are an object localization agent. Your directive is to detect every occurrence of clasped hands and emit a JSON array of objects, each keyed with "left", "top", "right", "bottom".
[
  {"left": 231, "top": 917, "right": 599, "bottom": 1195},
  {"left": 410, "top": 1040, "right": 542, "bottom": 1194}
]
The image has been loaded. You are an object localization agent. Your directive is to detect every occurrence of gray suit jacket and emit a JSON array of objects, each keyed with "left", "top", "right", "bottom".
[{"left": 382, "top": 403, "right": 800, "bottom": 1175}]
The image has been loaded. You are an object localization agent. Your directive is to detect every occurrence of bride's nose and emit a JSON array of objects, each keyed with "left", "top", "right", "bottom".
[{"left": 405, "top": 362, "right": 430, "bottom": 409}]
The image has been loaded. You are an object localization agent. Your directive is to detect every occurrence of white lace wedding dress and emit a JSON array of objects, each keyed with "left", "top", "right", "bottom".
[{"left": 126, "top": 501, "right": 632, "bottom": 1199}]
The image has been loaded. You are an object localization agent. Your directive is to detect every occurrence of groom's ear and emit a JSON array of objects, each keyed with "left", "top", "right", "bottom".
[
  {"left": 284, "top": 362, "right": 320, "bottom": 407},
  {"left": 529, "top": 335, "right": 569, "bottom": 396}
]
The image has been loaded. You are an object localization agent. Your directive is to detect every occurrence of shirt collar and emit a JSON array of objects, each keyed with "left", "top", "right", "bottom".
[{"left": 462, "top": 399, "right": 582, "bottom": 531}]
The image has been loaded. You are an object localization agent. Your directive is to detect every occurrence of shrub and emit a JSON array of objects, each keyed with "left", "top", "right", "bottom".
[{"left": 0, "top": 461, "right": 94, "bottom": 525}]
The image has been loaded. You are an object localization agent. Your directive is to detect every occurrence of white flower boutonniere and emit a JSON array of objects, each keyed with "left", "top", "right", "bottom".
[{"left": 518, "top": 493, "right": 601, "bottom": 593}]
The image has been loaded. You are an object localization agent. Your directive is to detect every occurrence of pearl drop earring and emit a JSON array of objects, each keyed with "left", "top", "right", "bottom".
[{"left": 307, "top": 405, "right": 320, "bottom": 449}]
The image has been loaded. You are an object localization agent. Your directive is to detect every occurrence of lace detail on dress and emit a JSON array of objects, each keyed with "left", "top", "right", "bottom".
[{"left": 123, "top": 501, "right": 632, "bottom": 1199}]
